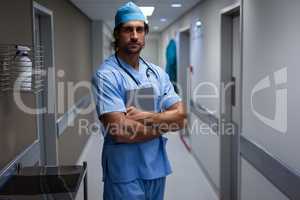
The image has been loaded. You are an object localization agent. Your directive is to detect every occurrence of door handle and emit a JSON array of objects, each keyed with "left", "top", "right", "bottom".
[{"left": 231, "top": 76, "right": 236, "bottom": 106}]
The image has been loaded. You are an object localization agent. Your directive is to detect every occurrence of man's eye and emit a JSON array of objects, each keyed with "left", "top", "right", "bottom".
[
  {"left": 136, "top": 27, "right": 145, "bottom": 33},
  {"left": 123, "top": 27, "right": 132, "bottom": 33}
]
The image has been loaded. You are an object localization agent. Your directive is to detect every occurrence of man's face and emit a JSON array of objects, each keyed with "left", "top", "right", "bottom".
[{"left": 117, "top": 20, "right": 146, "bottom": 54}]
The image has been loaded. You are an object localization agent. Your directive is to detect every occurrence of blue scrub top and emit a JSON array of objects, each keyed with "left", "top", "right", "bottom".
[{"left": 91, "top": 54, "right": 181, "bottom": 183}]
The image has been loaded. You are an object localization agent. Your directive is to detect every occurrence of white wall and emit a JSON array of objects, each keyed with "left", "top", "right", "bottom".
[
  {"left": 141, "top": 33, "right": 161, "bottom": 66},
  {"left": 92, "top": 21, "right": 103, "bottom": 72},
  {"left": 190, "top": 113, "right": 221, "bottom": 192},
  {"left": 242, "top": 0, "right": 300, "bottom": 172},
  {"left": 241, "top": 0, "right": 300, "bottom": 199},
  {"left": 102, "top": 22, "right": 114, "bottom": 61},
  {"left": 92, "top": 21, "right": 113, "bottom": 71}
]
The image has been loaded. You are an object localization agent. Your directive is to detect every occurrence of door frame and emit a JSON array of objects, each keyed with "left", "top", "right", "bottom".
[
  {"left": 33, "top": 2, "right": 58, "bottom": 166},
  {"left": 219, "top": 2, "right": 243, "bottom": 200},
  {"left": 177, "top": 28, "right": 191, "bottom": 112},
  {"left": 177, "top": 27, "right": 192, "bottom": 148}
]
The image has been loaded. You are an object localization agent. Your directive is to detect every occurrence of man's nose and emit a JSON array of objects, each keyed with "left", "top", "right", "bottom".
[{"left": 130, "top": 30, "right": 138, "bottom": 40}]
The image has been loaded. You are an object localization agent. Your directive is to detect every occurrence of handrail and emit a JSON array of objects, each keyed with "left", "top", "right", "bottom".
[{"left": 56, "top": 95, "right": 92, "bottom": 137}]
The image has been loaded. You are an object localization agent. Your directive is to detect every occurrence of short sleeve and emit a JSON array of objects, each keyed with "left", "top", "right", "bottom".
[
  {"left": 159, "top": 70, "right": 182, "bottom": 111},
  {"left": 91, "top": 71, "right": 126, "bottom": 117}
]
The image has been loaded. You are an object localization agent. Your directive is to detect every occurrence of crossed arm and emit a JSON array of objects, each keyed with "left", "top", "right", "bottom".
[{"left": 99, "top": 102, "right": 187, "bottom": 143}]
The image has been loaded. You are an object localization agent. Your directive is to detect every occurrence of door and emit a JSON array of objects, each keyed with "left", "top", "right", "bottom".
[
  {"left": 178, "top": 29, "right": 191, "bottom": 133},
  {"left": 220, "top": 4, "right": 241, "bottom": 200},
  {"left": 33, "top": 2, "right": 58, "bottom": 166},
  {"left": 34, "top": 12, "right": 45, "bottom": 166},
  {"left": 177, "top": 29, "right": 192, "bottom": 151},
  {"left": 231, "top": 15, "right": 241, "bottom": 127},
  {"left": 178, "top": 29, "right": 191, "bottom": 110},
  {"left": 231, "top": 12, "right": 241, "bottom": 200}
]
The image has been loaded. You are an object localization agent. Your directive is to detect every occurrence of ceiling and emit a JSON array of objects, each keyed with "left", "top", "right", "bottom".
[{"left": 70, "top": 0, "right": 202, "bottom": 32}]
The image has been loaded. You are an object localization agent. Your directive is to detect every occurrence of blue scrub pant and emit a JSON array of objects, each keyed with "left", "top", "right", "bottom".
[{"left": 103, "top": 177, "right": 166, "bottom": 200}]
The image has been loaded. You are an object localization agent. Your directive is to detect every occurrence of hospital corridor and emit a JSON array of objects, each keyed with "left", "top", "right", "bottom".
[{"left": 0, "top": 0, "right": 299, "bottom": 200}]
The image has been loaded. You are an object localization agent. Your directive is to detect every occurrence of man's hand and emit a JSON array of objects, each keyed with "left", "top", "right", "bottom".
[
  {"left": 126, "top": 102, "right": 187, "bottom": 132},
  {"left": 126, "top": 106, "right": 154, "bottom": 125}
]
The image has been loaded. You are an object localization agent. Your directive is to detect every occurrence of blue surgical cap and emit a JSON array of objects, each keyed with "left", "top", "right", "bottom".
[{"left": 115, "top": 2, "right": 146, "bottom": 27}]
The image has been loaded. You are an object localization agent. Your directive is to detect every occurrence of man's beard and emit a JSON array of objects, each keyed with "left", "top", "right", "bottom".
[{"left": 123, "top": 42, "right": 143, "bottom": 54}]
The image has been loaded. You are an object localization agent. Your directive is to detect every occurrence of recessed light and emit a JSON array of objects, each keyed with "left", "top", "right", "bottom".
[
  {"left": 153, "top": 26, "right": 159, "bottom": 30},
  {"left": 160, "top": 18, "right": 167, "bottom": 22},
  {"left": 139, "top": 6, "right": 155, "bottom": 16},
  {"left": 171, "top": 3, "right": 182, "bottom": 8}
]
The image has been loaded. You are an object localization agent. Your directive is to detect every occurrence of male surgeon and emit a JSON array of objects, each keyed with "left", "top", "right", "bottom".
[{"left": 92, "top": 2, "right": 187, "bottom": 199}]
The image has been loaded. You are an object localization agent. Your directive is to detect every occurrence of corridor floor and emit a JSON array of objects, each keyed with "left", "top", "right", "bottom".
[{"left": 165, "top": 133, "right": 218, "bottom": 200}]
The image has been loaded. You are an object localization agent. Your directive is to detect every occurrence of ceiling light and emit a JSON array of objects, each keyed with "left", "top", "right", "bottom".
[
  {"left": 196, "top": 20, "right": 202, "bottom": 27},
  {"left": 160, "top": 18, "right": 167, "bottom": 22},
  {"left": 139, "top": 6, "right": 155, "bottom": 16},
  {"left": 153, "top": 26, "right": 159, "bottom": 30},
  {"left": 171, "top": 3, "right": 182, "bottom": 8}
]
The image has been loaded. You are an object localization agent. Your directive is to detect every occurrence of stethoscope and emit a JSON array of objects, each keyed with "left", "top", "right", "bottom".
[{"left": 115, "top": 54, "right": 159, "bottom": 86}]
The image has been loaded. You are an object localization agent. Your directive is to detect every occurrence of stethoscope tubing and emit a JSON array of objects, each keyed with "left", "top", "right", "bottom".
[{"left": 115, "top": 54, "right": 159, "bottom": 86}]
